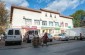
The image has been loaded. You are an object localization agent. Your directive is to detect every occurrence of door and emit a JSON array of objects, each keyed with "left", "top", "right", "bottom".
[
  {"left": 28, "top": 30, "right": 34, "bottom": 40},
  {"left": 14, "top": 30, "right": 21, "bottom": 41},
  {"left": 7, "top": 29, "right": 14, "bottom": 40}
]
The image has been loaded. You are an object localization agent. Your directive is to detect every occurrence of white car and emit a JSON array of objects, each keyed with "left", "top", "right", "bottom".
[
  {"left": 58, "top": 34, "right": 69, "bottom": 41},
  {"left": 4, "top": 28, "right": 22, "bottom": 46},
  {"left": 47, "top": 33, "right": 53, "bottom": 42}
]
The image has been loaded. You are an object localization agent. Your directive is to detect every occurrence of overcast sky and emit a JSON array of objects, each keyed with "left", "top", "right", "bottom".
[{"left": 1, "top": 0, "right": 85, "bottom": 16}]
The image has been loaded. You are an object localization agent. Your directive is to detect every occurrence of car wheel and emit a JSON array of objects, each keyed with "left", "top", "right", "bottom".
[
  {"left": 27, "top": 40, "right": 31, "bottom": 43},
  {"left": 66, "top": 38, "right": 69, "bottom": 41},
  {"left": 5, "top": 41, "right": 8, "bottom": 46},
  {"left": 66, "top": 39, "right": 69, "bottom": 41},
  {"left": 59, "top": 38, "right": 61, "bottom": 41},
  {"left": 74, "top": 37, "right": 78, "bottom": 40},
  {"left": 18, "top": 41, "right": 22, "bottom": 45},
  {"left": 50, "top": 39, "right": 52, "bottom": 42}
]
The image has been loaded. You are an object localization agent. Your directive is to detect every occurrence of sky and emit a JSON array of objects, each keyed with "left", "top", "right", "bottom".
[{"left": 1, "top": 0, "right": 85, "bottom": 16}]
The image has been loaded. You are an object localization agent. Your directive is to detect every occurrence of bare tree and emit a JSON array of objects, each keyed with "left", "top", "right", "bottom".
[{"left": 0, "top": 2, "right": 8, "bottom": 34}]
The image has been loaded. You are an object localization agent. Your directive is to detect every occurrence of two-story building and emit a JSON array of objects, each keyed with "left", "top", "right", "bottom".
[{"left": 10, "top": 6, "right": 73, "bottom": 37}]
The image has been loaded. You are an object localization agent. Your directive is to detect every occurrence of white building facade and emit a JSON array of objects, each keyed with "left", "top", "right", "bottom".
[{"left": 10, "top": 6, "right": 73, "bottom": 37}]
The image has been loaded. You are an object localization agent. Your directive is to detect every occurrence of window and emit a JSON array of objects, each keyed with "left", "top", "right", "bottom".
[
  {"left": 55, "top": 22, "right": 59, "bottom": 26},
  {"left": 55, "top": 15, "right": 56, "bottom": 18},
  {"left": 45, "top": 13, "right": 47, "bottom": 17},
  {"left": 50, "top": 13, "right": 52, "bottom": 17},
  {"left": 34, "top": 20, "right": 40, "bottom": 25},
  {"left": 15, "top": 30, "right": 20, "bottom": 35},
  {"left": 42, "top": 21, "right": 47, "bottom": 26},
  {"left": 8, "top": 30, "right": 13, "bottom": 35},
  {"left": 60, "top": 22, "right": 64, "bottom": 27},
  {"left": 25, "top": 19, "right": 32, "bottom": 25},
  {"left": 49, "top": 21, "right": 53, "bottom": 26},
  {"left": 65, "top": 23, "right": 68, "bottom": 27}
]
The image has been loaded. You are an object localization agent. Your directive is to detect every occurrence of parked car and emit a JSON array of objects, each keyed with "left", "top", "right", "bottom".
[
  {"left": 65, "top": 27, "right": 85, "bottom": 40},
  {"left": 25, "top": 30, "right": 39, "bottom": 43},
  {"left": 53, "top": 34, "right": 60, "bottom": 40},
  {"left": 58, "top": 33, "right": 69, "bottom": 41},
  {"left": 4, "top": 28, "right": 22, "bottom": 46},
  {"left": 47, "top": 33, "right": 53, "bottom": 42}
]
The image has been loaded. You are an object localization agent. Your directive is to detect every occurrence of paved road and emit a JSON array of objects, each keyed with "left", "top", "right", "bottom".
[
  {"left": 0, "top": 40, "right": 85, "bottom": 55},
  {"left": 0, "top": 40, "right": 80, "bottom": 49}
]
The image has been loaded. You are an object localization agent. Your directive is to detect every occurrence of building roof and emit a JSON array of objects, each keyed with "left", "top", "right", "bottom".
[
  {"left": 40, "top": 9, "right": 60, "bottom": 14},
  {"left": 40, "top": 9, "right": 73, "bottom": 19},
  {"left": 60, "top": 15, "right": 73, "bottom": 19},
  {"left": 11, "top": 5, "right": 41, "bottom": 13},
  {"left": 10, "top": 5, "right": 73, "bottom": 23},
  {"left": 10, "top": 5, "right": 41, "bottom": 23}
]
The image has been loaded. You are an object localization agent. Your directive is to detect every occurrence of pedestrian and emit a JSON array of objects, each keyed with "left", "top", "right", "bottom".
[
  {"left": 80, "top": 33, "right": 83, "bottom": 40},
  {"left": 42, "top": 32, "right": 48, "bottom": 47}
]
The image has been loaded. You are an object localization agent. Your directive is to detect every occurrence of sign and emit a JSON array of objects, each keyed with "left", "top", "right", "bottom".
[
  {"left": 30, "top": 26, "right": 37, "bottom": 30},
  {"left": 68, "top": 26, "right": 71, "bottom": 28},
  {"left": 55, "top": 27, "right": 60, "bottom": 30},
  {"left": 22, "top": 26, "right": 30, "bottom": 29},
  {"left": 22, "top": 26, "right": 37, "bottom": 30}
]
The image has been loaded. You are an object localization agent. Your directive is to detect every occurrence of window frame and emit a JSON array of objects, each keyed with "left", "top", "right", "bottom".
[
  {"left": 55, "top": 22, "right": 59, "bottom": 26},
  {"left": 55, "top": 15, "right": 56, "bottom": 18},
  {"left": 25, "top": 19, "right": 32, "bottom": 25},
  {"left": 42, "top": 21, "right": 47, "bottom": 26},
  {"left": 8, "top": 29, "right": 13, "bottom": 35},
  {"left": 65, "top": 23, "right": 68, "bottom": 27},
  {"left": 50, "top": 13, "right": 52, "bottom": 17},
  {"left": 15, "top": 30, "right": 20, "bottom": 35},
  {"left": 34, "top": 20, "right": 40, "bottom": 25},
  {"left": 45, "top": 13, "right": 47, "bottom": 17},
  {"left": 49, "top": 21, "right": 53, "bottom": 26}
]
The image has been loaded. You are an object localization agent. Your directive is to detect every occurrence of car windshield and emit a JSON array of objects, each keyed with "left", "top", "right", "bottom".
[
  {"left": 28, "top": 31, "right": 34, "bottom": 35},
  {"left": 58, "top": 34, "right": 63, "bottom": 36},
  {"left": 35, "top": 30, "right": 38, "bottom": 35},
  {"left": 58, "top": 33, "right": 66, "bottom": 36}
]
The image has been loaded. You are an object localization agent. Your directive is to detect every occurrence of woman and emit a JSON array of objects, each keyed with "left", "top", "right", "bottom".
[{"left": 42, "top": 33, "right": 48, "bottom": 46}]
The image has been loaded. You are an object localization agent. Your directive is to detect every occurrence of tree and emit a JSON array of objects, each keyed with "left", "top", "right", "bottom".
[
  {"left": 0, "top": 2, "right": 8, "bottom": 34},
  {"left": 70, "top": 10, "right": 85, "bottom": 27}
]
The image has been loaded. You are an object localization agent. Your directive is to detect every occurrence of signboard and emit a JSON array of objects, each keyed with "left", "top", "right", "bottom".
[
  {"left": 68, "top": 26, "right": 71, "bottom": 28},
  {"left": 22, "top": 26, "right": 37, "bottom": 30}
]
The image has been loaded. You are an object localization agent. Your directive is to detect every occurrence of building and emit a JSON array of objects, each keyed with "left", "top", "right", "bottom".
[{"left": 10, "top": 6, "right": 73, "bottom": 37}]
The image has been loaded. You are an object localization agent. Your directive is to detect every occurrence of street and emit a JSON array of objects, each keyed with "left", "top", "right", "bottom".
[{"left": 0, "top": 40, "right": 85, "bottom": 55}]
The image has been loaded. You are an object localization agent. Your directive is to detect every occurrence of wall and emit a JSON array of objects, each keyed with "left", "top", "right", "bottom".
[
  {"left": 12, "top": 8, "right": 41, "bottom": 28},
  {"left": 11, "top": 7, "right": 73, "bottom": 36}
]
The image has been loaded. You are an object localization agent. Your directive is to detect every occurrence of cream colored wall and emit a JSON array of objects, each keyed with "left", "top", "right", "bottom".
[
  {"left": 60, "top": 17, "right": 73, "bottom": 29},
  {"left": 12, "top": 8, "right": 41, "bottom": 28},
  {"left": 11, "top": 8, "right": 73, "bottom": 36}
]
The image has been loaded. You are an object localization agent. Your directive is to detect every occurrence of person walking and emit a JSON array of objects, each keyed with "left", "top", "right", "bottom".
[
  {"left": 80, "top": 33, "right": 83, "bottom": 40},
  {"left": 42, "top": 32, "right": 48, "bottom": 46}
]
